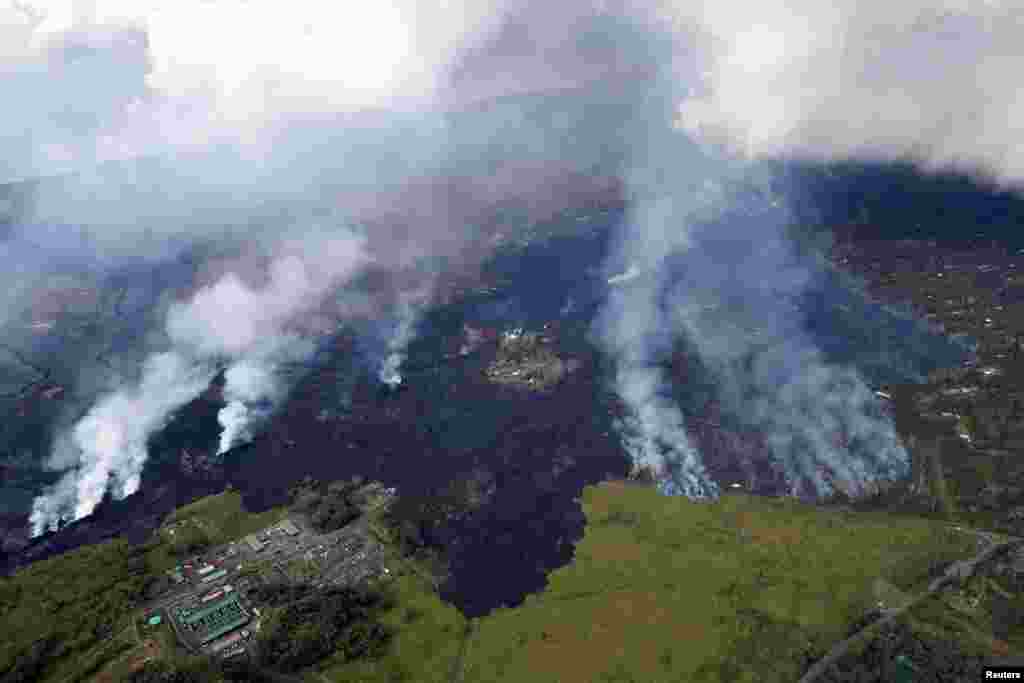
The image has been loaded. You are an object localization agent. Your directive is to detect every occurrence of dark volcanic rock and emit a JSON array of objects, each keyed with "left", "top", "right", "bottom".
[
  {"left": 0, "top": 512, "right": 31, "bottom": 557},
  {"left": 178, "top": 448, "right": 221, "bottom": 479},
  {"left": 221, "top": 331, "right": 630, "bottom": 616},
  {"left": 0, "top": 192, "right": 993, "bottom": 623}
]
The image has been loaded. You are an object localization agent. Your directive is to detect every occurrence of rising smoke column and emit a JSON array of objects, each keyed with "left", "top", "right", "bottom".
[
  {"left": 8, "top": 0, "right": 523, "bottom": 539},
  {"left": 589, "top": 0, "right": 1024, "bottom": 499},
  {"left": 593, "top": 83, "right": 736, "bottom": 497},
  {"left": 16, "top": 0, "right": 1024, "bottom": 536},
  {"left": 599, "top": 281, "right": 716, "bottom": 497},
  {"left": 29, "top": 350, "right": 217, "bottom": 535},
  {"left": 587, "top": 9, "right": 919, "bottom": 497},
  {"left": 659, "top": 174, "right": 909, "bottom": 497},
  {"left": 11, "top": 0, "right": 610, "bottom": 536},
  {"left": 597, "top": 87, "right": 911, "bottom": 497},
  {"left": 30, "top": 225, "right": 368, "bottom": 534},
  {"left": 216, "top": 358, "right": 277, "bottom": 455},
  {"left": 378, "top": 287, "right": 432, "bottom": 388},
  {"left": 636, "top": 0, "right": 1024, "bottom": 496},
  {"left": 167, "top": 227, "right": 369, "bottom": 458}
]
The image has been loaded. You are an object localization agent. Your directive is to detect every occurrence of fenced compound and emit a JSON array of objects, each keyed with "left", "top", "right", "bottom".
[{"left": 182, "top": 594, "right": 250, "bottom": 645}]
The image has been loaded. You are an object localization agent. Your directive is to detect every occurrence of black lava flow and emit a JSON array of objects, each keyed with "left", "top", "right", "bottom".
[{"left": 6, "top": 159, "right": 1013, "bottom": 616}]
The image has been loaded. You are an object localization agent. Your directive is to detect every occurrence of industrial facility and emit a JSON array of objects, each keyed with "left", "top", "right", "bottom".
[
  {"left": 180, "top": 593, "right": 250, "bottom": 646},
  {"left": 148, "top": 508, "right": 392, "bottom": 662}
]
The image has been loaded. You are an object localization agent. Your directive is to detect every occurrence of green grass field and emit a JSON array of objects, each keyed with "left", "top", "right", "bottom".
[
  {"left": 0, "top": 480, "right": 991, "bottom": 683},
  {"left": 166, "top": 488, "right": 289, "bottom": 546},
  {"left": 456, "top": 481, "right": 978, "bottom": 683},
  {"left": 308, "top": 480, "right": 982, "bottom": 683},
  {"left": 0, "top": 538, "right": 147, "bottom": 683},
  {"left": 0, "top": 487, "right": 290, "bottom": 683}
]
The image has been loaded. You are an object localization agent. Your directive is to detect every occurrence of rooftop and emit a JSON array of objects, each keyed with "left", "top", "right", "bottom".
[{"left": 278, "top": 519, "right": 300, "bottom": 536}]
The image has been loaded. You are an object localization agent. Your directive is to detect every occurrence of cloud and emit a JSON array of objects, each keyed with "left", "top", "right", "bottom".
[{"left": 663, "top": 1, "right": 1024, "bottom": 185}]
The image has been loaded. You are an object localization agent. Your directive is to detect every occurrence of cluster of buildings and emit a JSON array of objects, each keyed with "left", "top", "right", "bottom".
[
  {"left": 168, "top": 554, "right": 232, "bottom": 586},
  {"left": 159, "top": 525, "right": 304, "bottom": 659},
  {"left": 243, "top": 518, "right": 300, "bottom": 553},
  {"left": 149, "top": 507, "right": 393, "bottom": 662},
  {"left": 175, "top": 591, "right": 250, "bottom": 652},
  {"left": 166, "top": 557, "right": 256, "bottom": 659},
  {"left": 828, "top": 238, "right": 1024, "bottom": 517}
]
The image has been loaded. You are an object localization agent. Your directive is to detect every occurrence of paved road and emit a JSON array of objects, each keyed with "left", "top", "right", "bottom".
[{"left": 798, "top": 528, "right": 1023, "bottom": 683}]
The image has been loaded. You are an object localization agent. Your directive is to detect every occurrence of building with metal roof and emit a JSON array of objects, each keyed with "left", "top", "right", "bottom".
[
  {"left": 183, "top": 594, "right": 250, "bottom": 646},
  {"left": 209, "top": 630, "right": 245, "bottom": 654},
  {"left": 201, "top": 568, "right": 228, "bottom": 584},
  {"left": 278, "top": 519, "right": 300, "bottom": 536}
]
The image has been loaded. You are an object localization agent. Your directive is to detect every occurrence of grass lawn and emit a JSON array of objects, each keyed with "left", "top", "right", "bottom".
[
  {"left": 459, "top": 481, "right": 979, "bottom": 683},
  {"left": 166, "top": 488, "right": 289, "bottom": 546}
]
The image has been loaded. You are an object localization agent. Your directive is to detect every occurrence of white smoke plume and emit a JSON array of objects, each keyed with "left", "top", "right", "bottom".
[
  {"left": 593, "top": 104, "right": 734, "bottom": 496},
  {"left": 660, "top": 181, "right": 910, "bottom": 496},
  {"left": 378, "top": 288, "right": 432, "bottom": 388},
  {"left": 30, "top": 226, "right": 368, "bottom": 533},
  {"left": 6, "top": 0, "right": 549, "bottom": 537},
  {"left": 596, "top": 88, "right": 913, "bottom": 497},
  {"left": 165, "top": 227, "right": 368, "bottom": 357},
  {"left": 199, "top": 227, "right": 370, "bottom": 454},
  {"left": 29, "top": 350, "right": 216, "bottom": 535},
  {"left": 217, "top": 360, "right": 277, "bottom": 456},
  {"left": 592, "top": 1, "right": 1024, "bottom": 497},
  {"left": 634, "top": 0, "right": 1024, "bottom": 496},
  {"left": 12, "top": 0, "right": 1024, "bottom": 536}
]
